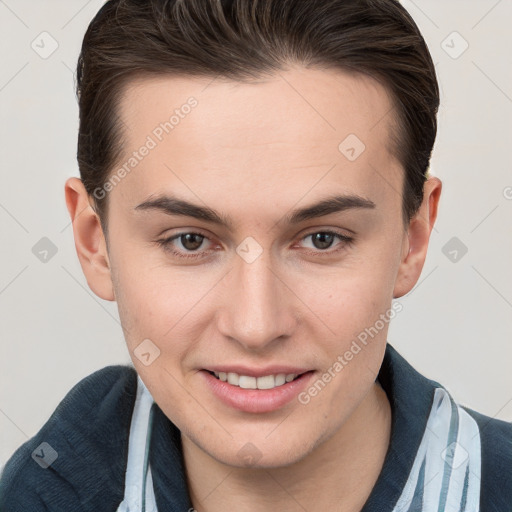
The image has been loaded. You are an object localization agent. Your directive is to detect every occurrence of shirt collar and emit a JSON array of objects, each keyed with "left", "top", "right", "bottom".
[{"left": 361, "top": 342, "right": 441, "bottom": 511}]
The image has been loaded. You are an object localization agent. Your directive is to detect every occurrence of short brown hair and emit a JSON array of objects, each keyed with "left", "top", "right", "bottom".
[{"left": 76, "top": 0, "right": 439, "bottom": 234}]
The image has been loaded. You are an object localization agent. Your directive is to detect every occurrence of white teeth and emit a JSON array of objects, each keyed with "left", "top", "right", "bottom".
[
  {"left": 227, "top": 372, "right": 239, "bottom": 385},
  {"left": 239, "top": 376, "right": 257, "bottom": 389},
  {"left": 211, "top": 371, "right": 300, "bottom": 389},
  {"left": 275, "top": 374, "right": 286, "bottom": 386},
  {"left": 256, "top": 375, "right": 275, "bottom": 389}
]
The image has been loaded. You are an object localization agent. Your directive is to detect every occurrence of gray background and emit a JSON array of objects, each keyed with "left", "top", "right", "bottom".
[{"left": 1, "top": 0, "right": 511, "bottom": 467}]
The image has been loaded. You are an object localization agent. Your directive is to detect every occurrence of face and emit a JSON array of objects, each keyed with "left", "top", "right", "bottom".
[{"left": 101, "top": 66, "right": 409, "bottom": 467}]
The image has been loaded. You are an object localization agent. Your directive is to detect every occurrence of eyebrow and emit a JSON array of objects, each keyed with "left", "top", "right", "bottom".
[{"left": 133, "top": 193, "right": 376, "bottom": 228}]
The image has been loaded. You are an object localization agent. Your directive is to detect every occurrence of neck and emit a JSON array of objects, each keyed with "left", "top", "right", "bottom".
[{"left": 182, "top": 381, "right": 392, "bottom": 512}]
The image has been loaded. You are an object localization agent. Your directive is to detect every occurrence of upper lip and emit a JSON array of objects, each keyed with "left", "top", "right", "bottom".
[{"left": 203, "top": 365, "right": 313, "bottom": 377}]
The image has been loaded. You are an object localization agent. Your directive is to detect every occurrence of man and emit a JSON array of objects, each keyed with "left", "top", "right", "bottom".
[{"left": 1, "top": 0, "right": 511, "bottom": 510}]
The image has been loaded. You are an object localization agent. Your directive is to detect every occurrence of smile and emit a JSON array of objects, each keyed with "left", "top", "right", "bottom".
[
  {"left": 208, "top": 370, "right": 303, "bottom": 390},
  {"left": 201, "top": 369, "right": 315, "bottom": 413}
]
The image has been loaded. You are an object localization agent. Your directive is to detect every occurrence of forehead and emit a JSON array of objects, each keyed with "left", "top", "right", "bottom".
[{"left": 112, "top": 66, "right": 402, "bottom": 219}]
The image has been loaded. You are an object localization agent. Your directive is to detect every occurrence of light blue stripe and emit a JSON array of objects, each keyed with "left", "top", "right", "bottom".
[
  {"left": 406, "top": 455, "right": 426, "bottom": 511},
  {"left": 438, "top": 395, "right": 459, "bottom": 511},
  {"left": 142, "top": 403, "right": 156, "bottom": 512}
]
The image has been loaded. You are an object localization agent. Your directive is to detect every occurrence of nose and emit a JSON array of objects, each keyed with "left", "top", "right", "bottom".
[{"left": 217, "top": 249, "right": 297, "bottom": 352}]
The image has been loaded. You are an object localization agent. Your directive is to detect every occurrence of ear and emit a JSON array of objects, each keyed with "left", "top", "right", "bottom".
[
  {"left": 393, "top": 176, "right": 442, "bottom": 299},
  {"left": 64, "top": 177, "right": 115, "bottom": 301}
]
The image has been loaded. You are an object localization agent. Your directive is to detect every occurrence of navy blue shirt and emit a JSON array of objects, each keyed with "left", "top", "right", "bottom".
[{"left": 1, "top": 342, "right": 511, "bottom": 511}]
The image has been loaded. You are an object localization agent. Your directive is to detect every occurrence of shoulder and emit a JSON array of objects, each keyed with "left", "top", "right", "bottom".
[
  {"left": 0, "top": 365, "right": 138, "bottom": 512},
  {"left": 461, "top": 404, "right": 512, "bottom": 510}
]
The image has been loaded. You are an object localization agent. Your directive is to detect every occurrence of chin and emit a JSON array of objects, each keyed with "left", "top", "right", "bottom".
[{"left": 201, "top": 433, "right": 318, "bottom": 469}]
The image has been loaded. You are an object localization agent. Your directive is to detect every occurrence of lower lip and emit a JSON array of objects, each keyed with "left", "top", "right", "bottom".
[{"left": 201, "top": 370, "right": 315, "bottom": 413}]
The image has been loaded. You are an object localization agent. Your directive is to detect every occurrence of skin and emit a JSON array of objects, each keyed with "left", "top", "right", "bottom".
[{"left": 65, "top": 66, "right": 441, "bottom": 511}]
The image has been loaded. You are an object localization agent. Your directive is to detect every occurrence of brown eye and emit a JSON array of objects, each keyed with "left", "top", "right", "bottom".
[
  {"left": 155, "top": 231, "right": 215, "bottom": 260},
  {"left": 310, "top": 232, "right": 336, "bottom": 250},
  {"left": 178, "top": 233, "right": 205, "bottom": 251},
  {"left": 300, "top": 231, "right": 354, "bottom": 254}
]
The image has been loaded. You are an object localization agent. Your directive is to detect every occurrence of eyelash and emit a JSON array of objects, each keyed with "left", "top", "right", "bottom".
[{"left": 155, "top": 230, "right": 354, "bottom": 260}]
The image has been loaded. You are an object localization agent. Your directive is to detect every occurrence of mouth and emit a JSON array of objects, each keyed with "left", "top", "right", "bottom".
[
  {"left": 201, "top": 368, "right": 315, "bottom": 413},
  {"left": 205, "top": 370, "right": 307, "bottom": 390}
]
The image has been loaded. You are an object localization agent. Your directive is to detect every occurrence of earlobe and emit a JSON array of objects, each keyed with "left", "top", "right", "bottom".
[
  {"left": 393, "top": 176, "right": 442, "bottom": 299},
  {"left": 64, "top": 177, "right": 115, "bottom": 301}
]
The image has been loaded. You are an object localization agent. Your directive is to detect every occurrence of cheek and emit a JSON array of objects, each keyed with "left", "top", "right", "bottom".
[
  {"left": 111, "top": 250, "right": 218, "bottom": 362},
  {"left": 293, "top": 245, "right": 399, "bottom": 397},
  {"left": 296, "top": 258, "right": 397, "bottom": 341},
  {"left": 110, "top": 248, "right": 172, "bottom": 356}
]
